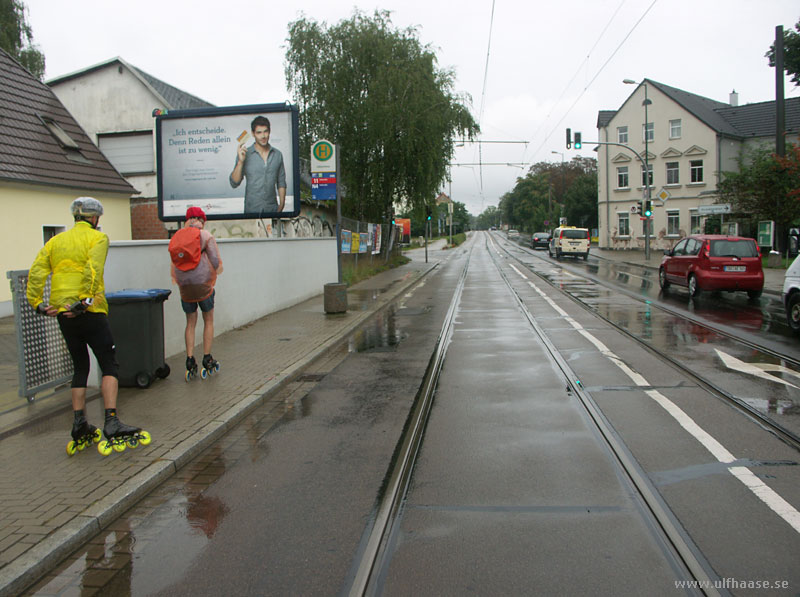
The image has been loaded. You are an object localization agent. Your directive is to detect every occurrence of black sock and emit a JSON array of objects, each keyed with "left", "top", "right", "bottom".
[
  {"left": 105, "top": 408, "right": 117, "bottom": 421},
  {"left": 73, "top": 409, "right": 86, "bottom": 424}
]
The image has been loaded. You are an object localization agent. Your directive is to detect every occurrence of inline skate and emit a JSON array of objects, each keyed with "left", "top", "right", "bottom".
[
  {"left": 66, "top": 420, "right": 102, "bottom": 456},
  {"left": 185, "top": 355, "right": 198, "bottom": 382},
  {"left": 98, "top": 411, "right": 151, "bottom": 456},
  {"left": 200, "top": 354, "right": 220, "bottom": 380}
]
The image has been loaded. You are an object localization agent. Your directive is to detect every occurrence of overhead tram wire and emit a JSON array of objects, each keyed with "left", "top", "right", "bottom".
[
  {"left": 476, "top": 0, "right": 496, "bottom": 211},
  {"left": 527, "top": 0, "right": 659, "bottom": 162},
  {"left": 522, "top": 0, "right": 627, "bottom": 166}
]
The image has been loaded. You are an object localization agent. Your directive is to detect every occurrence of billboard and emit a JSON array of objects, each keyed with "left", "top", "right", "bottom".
[{"left": 156, "top": 103, "right": 300, "bottom": 221}]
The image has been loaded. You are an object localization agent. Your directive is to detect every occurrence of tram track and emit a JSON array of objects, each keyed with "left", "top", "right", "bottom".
[
  {"left": 493, "top": 236, "right": 800, "bottom": 455},
  {"left": 349, "top": 233, "right": 717, "bottom": 596}
]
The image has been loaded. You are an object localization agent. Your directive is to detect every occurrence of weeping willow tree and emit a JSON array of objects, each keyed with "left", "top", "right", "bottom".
[
  {"left": 285, "top": 10, "right": 478, "bottom": 222},
  {"left": 0, "top": 0, "right": 45, "bottom": 79}
]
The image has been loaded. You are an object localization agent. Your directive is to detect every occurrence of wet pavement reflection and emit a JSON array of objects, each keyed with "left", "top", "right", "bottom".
[{"left": 509, "top": 248, "right": 800, "bottom": 437}]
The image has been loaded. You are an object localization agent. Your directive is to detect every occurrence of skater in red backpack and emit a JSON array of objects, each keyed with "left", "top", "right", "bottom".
[
  {"left": 169, "top": 207, "right": 223, "bottom": 380},
  {"left": 27, "top": 197, "right": 150, "bottom": 455}
]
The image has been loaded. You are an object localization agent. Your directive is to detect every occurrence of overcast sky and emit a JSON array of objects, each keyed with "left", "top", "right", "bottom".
[{"left": 24, "top": 0, "right": 800, "bottom": 218}]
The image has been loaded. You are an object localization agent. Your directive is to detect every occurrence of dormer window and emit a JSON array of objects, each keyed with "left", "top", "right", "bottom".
[{"left": 38, "top": 115, "right": 91, "bottom": 163}]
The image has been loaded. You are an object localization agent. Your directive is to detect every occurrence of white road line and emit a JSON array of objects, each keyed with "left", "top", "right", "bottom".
[{"left": 507, "top": 262, "right": 800, "bottom": 534}]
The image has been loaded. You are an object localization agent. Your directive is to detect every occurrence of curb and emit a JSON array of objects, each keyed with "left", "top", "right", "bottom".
[{"left": 0, "top": 262, "right": 438, "bottom": 597}]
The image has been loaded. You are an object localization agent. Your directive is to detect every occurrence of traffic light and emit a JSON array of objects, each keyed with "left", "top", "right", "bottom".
[
  {"left": 426, "top": 206, "right": 432, "bottom": 221},
  {"left": 574, "top": 132, "right": 582, "bottom": 150},
  {"left": 632, "top": 202, "right": 642, "bottom": 215},
  {"left": 566, "top": 128, "right": 572, "bottom": 149},
  {"left": 390, "top": 211, "right": 396, "bottom": 226},
  {"left": 643, "top": 200, "right": 652, "bottom": 218}
]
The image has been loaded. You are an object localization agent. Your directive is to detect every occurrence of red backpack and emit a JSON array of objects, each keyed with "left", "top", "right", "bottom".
[{"left": 169, "top": 227, "right": 203, "bottom": 271}]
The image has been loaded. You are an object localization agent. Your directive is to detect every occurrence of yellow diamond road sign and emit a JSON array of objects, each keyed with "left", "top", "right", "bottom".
[{"left": 656, "top": 188, "right": 671, "bottom": 202}]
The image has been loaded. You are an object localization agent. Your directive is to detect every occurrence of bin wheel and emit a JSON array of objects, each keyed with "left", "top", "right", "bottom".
[
  {"left": 156, "top": 364, "right": 170, "bottom": 379},
  {"left": 135, "top": 371, "right": 152, "bottom": 389}
]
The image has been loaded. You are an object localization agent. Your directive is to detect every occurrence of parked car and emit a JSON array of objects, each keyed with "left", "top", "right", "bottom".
[
  {"left": 507, "top": 229, "right": 520, "bottom": 237},
  {"left": 782, "top": 255, "right": 800, "bottom": 333},
  {"left": 549, "top": 226, "right": 590, "bottom": 260},
  {"left": 658, "top": 235, "right": 764, "bottom": 299}
]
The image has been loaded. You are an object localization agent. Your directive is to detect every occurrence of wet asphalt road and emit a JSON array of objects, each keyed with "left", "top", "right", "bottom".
[{"left": 25, "top": 234, "right": 800, "bottom": 595}]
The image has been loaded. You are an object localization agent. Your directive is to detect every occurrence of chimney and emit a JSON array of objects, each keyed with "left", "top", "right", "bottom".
[{"left": 729, "top": 90, "right": 739, "bottom": 107}]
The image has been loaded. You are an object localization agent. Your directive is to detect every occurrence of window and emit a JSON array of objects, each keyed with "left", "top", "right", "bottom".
[
  {"left": 666, "top": 162, "right": 679, "bottom": 185},
  {"left": 643, "top": 122, "right": 654, "bottom": 142},
  {"left": 618, "top": 213, "right": 630, "bottom": 236},
  {"left": 690, "top": 160, "right": 704, "bottom": 183},
  {"left": 672, "top": 238, "right": 688, "bottom": 256},
  {"left": 690, "top": 210, "right": 702, "bottom": 234},
  {"left": 641, "top": 164, "right": 653, "bottom": 187},
  {"left": 617, "top": 126, "right": 628, "bottom": 144},
  {"left": 42, "top": 226, "right": 65, "bottom": 244},
  {"left": 617, "top": 166, "right": 629, "bottom": 188},
  {"left": 669, "top": 119, "right": 681, "bottom": 139},
  {"left": 38, "top": 114, "right": 91, "bottom": 164},
  {"left": 98, "top": 131, "right": 154, "bottom": 175},
  {"left": 667, "top": 211, "right": 680, "bottom": 236}
]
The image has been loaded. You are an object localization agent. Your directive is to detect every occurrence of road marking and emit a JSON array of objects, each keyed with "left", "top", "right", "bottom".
[
  {"left": 508, "top": 262, "right": 800, "bottom": 534},
  {"left": 715, "top": 349, "right": 800, "bottom": 389}
]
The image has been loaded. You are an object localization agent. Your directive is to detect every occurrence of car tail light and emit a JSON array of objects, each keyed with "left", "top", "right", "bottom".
[
  {"left": 586, "top": 230, "right": 590, "bottom": 240},
  {"left": 755, "top": 244, "right": 762, "bottom": 257},
  {"left": 702, "top": 241, "right": 710, "bottom": 259},
  {"left": 560, "top": 230, "right": 565, "bottom": 239}
]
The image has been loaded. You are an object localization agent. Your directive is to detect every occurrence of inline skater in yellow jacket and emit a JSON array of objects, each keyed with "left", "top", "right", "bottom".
[{"left": 27, "top": 197, "right": 150, "bottom": 456}]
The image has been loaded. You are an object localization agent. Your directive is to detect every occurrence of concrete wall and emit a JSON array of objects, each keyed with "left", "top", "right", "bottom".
[{"left": 104, "top": 236, "right": 338, "bottom": 359}]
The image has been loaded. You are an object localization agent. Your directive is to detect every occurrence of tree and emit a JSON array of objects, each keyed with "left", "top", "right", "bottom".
[
  {"left": 717, "top": 143, "right": 800, "bottom": 252},
  {"left": 0, "top": 0, "right": 45, "bottom": 80},
  {"left": 285, "top": 11, "right": 478, "bottom": 223},
  {"left": 766, "top": 18, "right": 800, "bottom": 86}
]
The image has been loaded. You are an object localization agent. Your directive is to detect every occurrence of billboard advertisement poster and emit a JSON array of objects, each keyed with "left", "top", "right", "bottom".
[
  {"left": 351, "top": 231, "right": 361, "bottom": 254},
  {"left": 359, "top": 233, "right": 368, "bottom": 253},
  {"left": 156, "top": 103, "right": 300, "bottom": 221},
  {"left": 341, "top": 230, "right": 352, "bottom": 254},
  {"left": 370, "top": 224, "right": 381, "bottom": 255},
  {"left": 396, "top": 218, "right": 411, "bottom": 244}
]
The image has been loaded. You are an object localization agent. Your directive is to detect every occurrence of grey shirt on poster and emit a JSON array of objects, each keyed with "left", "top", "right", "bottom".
[{"left": 229, "top": 144, "right": 287, "bottom": 215}]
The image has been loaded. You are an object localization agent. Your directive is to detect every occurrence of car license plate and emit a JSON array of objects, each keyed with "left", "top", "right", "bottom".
[{"left": 724, "top": 265, "right": 746, "bottom": 272}]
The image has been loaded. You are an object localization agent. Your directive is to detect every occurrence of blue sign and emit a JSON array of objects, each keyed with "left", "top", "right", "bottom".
[{"left": 312, "top": 172, "right": 337, "bottom": 201}]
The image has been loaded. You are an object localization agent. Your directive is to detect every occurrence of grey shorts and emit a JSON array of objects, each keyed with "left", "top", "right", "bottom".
[{"left": 181, "top": 290, "right": 215, "bottom": 314}]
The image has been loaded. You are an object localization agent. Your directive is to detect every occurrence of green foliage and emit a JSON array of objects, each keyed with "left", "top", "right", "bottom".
[
  {"left": 717, "top": 143, "right": 800, "bottom": 227},
  {"left": 492, "top": 157, "right": 597, "bottom": 232},
  {"left": 766, "top": 18, "right": 800, "bottom": 86},
  {"left": 342, "top": 254, "right": 410, "bottom": 286},
  {"left": 0, "top": 0, "right": 45, "bottom": 80},
  {"left": 285, "top": 10, "right": 478, "bottom": 222}
]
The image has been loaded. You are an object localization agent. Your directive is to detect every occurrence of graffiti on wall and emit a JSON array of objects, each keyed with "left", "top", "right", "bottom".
[{"left": 206, "top": 204, "right": 335, "bottom": 239}]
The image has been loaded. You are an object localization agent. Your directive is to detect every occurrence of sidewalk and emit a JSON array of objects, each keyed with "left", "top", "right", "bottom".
[
  {"left": 0, "top": 247, "right": 444, "bottom": 597},
  {"left": 590, "top": 246, "right": 786, "bottom": 296}
]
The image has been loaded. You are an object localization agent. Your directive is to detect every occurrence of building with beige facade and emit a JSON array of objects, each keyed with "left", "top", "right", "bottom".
[{"left": 597, "top": 79, "right": 800, "bottom": 251}]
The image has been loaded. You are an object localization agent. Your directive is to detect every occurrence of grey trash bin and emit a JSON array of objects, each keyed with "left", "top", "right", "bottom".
[{"left": 106, "top": 289, "right": 171, "bottom": 388}]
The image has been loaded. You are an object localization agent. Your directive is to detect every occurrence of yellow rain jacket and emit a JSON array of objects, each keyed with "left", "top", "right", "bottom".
[{"left": 27, "top": 221, "right": 110, "bottom": 315}]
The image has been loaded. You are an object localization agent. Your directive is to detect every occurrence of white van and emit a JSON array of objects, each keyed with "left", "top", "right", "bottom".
[{"left": 548, "top": 226, "right": 590, "bottom": 260}]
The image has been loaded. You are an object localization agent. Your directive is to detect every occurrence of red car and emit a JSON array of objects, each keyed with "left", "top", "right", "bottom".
[{"left": 659, "top": 235, "right": 764, "bottom": 299}]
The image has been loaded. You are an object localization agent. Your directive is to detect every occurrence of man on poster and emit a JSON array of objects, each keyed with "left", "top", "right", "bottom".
[{"left": 229, "top": 115, "right": 286, "bottom": 215}]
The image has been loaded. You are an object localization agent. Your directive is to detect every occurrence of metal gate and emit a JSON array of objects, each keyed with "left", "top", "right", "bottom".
[{"left": 6, "top": 270, "right": 73, "bottom": 400}]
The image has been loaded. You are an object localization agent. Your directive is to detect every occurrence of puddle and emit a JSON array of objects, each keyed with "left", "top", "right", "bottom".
[{"left": 348, "top": 306, "right": 406, "bottom": 353}]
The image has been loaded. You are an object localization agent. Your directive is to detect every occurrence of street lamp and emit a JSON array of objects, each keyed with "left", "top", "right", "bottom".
[{"left": 623, "top": 78, "right": 652, "bottom": 260}]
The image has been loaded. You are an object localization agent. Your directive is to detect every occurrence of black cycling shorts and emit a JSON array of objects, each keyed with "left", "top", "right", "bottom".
[{"left": 58, "top": 312, "right": 119, "bottom": 387}]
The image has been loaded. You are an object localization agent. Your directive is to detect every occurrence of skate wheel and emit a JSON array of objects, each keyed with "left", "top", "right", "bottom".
[
  {"left": 215, "top": 362, "right": 220, "bottom": 373},
  {"left": 113, "top": 440, "right": 126, "bottom": 453},
  {"left": 139, "top": 430, "right": 151, "bottom": 446},
  {"left": 66, "top": 441, "right": 77, "bottom": 456},
  {"left": 77, "top": 441, "right": 86, "bottom": 451},
  {"left": 127, "top": 436, "right": 139, "bottom": 449},
  {"left": 185, "top": 370, "right": 191, "bottom": 382},
  {"left": 92, "top": 428, "right": 102, "bottom": 443},
  {"left": 201, "top": 368, "right": 208, "bottom": 380},
  {"left": 98, "top": 441, "right": 112, "bottom": 456}
]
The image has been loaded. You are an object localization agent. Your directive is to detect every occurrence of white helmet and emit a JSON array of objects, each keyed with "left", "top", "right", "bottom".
[{"left": 71, "top": 197, "right": 104, "bottom": 218}]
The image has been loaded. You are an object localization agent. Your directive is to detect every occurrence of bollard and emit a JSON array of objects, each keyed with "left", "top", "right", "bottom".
[{"left": 324, "top": 282, "right": 348, "bottom": 314}]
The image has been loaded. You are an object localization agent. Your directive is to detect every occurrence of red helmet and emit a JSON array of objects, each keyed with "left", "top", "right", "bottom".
[{"left": 185, "top": 206, "right": 206, "bottom": 221}]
